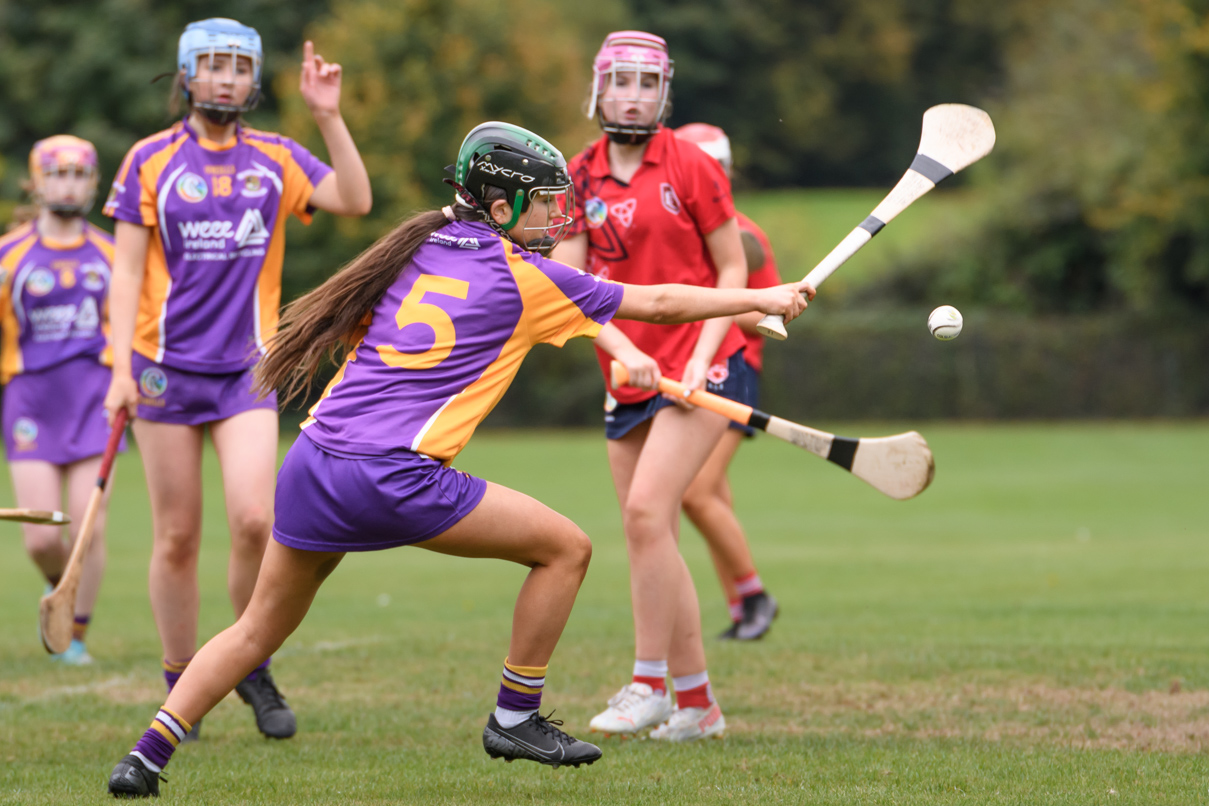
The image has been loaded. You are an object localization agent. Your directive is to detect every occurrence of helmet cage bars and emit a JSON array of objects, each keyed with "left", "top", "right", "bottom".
[
  {"left": 588, "top": 31, "right": 675, "bottom": 145},
  {"left": 448, "top": 122, "right": 575, "bottom": 255},
  {"left": 178, "top": 18, "right": 264, "bottom": 125},
  {"left": 29, "top": 135, "right": 99, "bottom": 217}
]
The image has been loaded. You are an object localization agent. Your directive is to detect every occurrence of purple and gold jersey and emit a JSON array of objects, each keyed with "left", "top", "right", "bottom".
[
  {"left": 103, "top": 119, "right": 332, "bottom": 373},
  {"left": 0, "top": 222, "right": 115, "bottom": 383},
  {"left": 303, "top": 221, "right": 624, "bottom": 462}
]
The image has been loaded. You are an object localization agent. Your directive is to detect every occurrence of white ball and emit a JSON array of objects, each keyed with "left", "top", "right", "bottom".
[{"left": 928, "top": 305, "right": 963, "bottom": 340}]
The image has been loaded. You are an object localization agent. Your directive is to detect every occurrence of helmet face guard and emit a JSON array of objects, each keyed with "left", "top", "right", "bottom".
[
  {"left": 30, "top": 135, "right": 99, "bottom": 218},
  {"left": 178, "top": 18, "right": 263, "bottom": 125},
  {"left": 588, "top": 31, "right": 674, "bottom": 145},
  {"left": 448, "top": 122, "right": 575, "bottom": 255}
]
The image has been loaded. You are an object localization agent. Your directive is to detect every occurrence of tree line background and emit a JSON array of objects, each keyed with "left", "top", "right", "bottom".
[{"left": 2, "top": 0, "right": 1206, "bottom": 419}]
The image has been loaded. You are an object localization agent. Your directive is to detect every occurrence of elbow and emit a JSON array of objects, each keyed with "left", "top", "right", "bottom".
[
  {"left": 347, "top": 195, "right": 373, "bottom": 217},
  {"left": 646, "top": 289, "right": 678, "bottom": 324}
]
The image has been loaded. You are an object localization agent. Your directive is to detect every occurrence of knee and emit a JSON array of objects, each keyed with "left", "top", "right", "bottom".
[
  {"left": 25, "top": 529, "right": 63, "bottom": 563},
  {"left": 564, "top": 529, "right": 592, "bottom": 575},
  {"left": 229, "top": 506, "right": 272, "bottom": 552},
  {"left": 622, "top": 496, "right": 672, "bottom": 549},
  {"left": 680, "top": 485, "right": 714, "bottom": 522},
  {"left": 154, "top": 527, "right": 201, "bottom": 570}
]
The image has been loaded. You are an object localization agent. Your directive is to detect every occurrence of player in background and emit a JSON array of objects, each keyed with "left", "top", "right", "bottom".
[
  {"left": 0, "top": 136, "right": 122, "bottom": 665},
  {"left": 674, "top": 123, "right": 782, "bottom": 641},
  {"left": 552, "top": 32, "right": 813, "bottom": 741},
  {"left": 102, "top": 19, "right": 372, "bottom": 741},
  {"left": 106, "top": 121, "right": 812, "bottom": 797}
]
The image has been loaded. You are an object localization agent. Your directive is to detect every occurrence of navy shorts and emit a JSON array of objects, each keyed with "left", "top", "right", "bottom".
[
  {"left": 730, "top": 358, "right": 761, "bottom": 438},
  {"left": 605, "top": 351, "right": 754, "bottom": 440}
]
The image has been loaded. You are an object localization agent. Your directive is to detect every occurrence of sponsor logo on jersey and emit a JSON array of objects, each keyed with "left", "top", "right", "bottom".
[
  {"left": 477, "top": 162, "right": 534, "bottom": 183},
  {"left": 139, "top": 367, "right": 168, "bottom": 399},
  {"left": 706, "top": 362, "right": 730, "bottom": 386},
  {"left": 81, "top": 263, "right": 107, "bottom": 291},
  {"left": 25, "top": 268, "right": 56, "bottom": 297},
  {"left": 176, "top": 172, "right": 208, "bottom": 203},
  {"left": 427, "top": 232, "right": 482, "bottom": 250},
  {"left": 585, "top": 197, "right": 609, "bottom": 228},
  {"left": 611, "top": 198, "right": 637, "bottom": 229},
  {"left": 13, "top": 418, "right": 38, "bottom": 449},
  {"left": 234, "top": 209, "right": 270, "bottom": 247},
  {"left": 237, "top": 169, "right": 269, "bottom": 198},
  {"left": 74, "top": 296, "right": 99, "bottom": 332},
  {"left": 660, "top": 183, "right": 681, "bottom": 216}
]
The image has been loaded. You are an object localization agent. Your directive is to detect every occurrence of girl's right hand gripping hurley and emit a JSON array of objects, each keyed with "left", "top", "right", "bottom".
[
  {"left": 757, "top": 104, "right": 996, "bottom": 340},
  {"left": 39, "top": 408, "right": 127, "bottom": 654}
]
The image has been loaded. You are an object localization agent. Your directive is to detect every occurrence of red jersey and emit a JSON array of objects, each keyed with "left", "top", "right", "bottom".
[
  {"left": 567, "top": 126, "right": 747, "bottom": 404},
  {"left": 736, "top": 212, "right": 781, "bottom": 373}
]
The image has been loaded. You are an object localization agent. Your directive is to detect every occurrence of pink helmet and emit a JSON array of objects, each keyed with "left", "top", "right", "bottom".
[
  {"left": 29, "top": 135, "right": 99, "bottom": 217},
  {"left": 588, "top": 31, "right": 675, "bottom": 145},
  {"left": 674, "top": 123, "right": 732, "bottom": 173}
]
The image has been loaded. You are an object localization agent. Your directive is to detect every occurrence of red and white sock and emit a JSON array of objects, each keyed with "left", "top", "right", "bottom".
[
  {"left": 735, "top": 572, "right": 764, "bottom": 598},
  {"left": 727, "top": 598, "right": 743, "bottom": 623},
  {"left": 632, "top": 659, "right": 668, "bottom": 694},
  {"left": 673, "top": 671, "right": 715, "bottom": 710}
]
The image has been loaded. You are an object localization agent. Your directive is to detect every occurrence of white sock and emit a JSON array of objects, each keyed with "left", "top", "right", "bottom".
[
  {"left": 632, "top": 659, "right": 669, "bottom": 680},
  {"left": 494, "top": 706, "right": 536, "bottom": 729},
  {"left": 672, "top": 671, "right": 710, "bottom": 692}
]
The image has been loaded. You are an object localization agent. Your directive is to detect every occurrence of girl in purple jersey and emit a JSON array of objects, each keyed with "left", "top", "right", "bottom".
[
  {"left": 102, "top": 19, "right": 371, "bottom": 740},
  {"left": 0, "top": 136, "right": 121, "bottom": 665},
  {"left": 107, "top": 121, "right": 811, "bottom": 797}
]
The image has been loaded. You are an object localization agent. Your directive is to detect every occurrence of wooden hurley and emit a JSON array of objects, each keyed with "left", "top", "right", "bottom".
[
  {"left": 757, "top": 103, "right": 996, "bottom": 340},
  {"left": 39, "top": 409, "right": 127, "bottom": 654},
  {"left": 610, "top": 362, "right": 934, "bottom": 500},
  {"left": 0, "top": 509, "right": 71, "bottom": 525}
]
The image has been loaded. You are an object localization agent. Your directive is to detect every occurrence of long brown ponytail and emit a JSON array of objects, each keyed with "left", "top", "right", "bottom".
[{"left": 256, "top": 190, "right": 507, "bottom": 407}]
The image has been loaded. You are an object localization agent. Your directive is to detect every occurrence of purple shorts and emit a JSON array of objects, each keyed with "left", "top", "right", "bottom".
[
  {"left": 132, "top": 353, "right": 277, "bottom": 426},
  {"left": 2, "top": 354, "right": 127, "bottom": 465},
  {"left": 272, "top": 431, "right": 488, "bottom": 552}
]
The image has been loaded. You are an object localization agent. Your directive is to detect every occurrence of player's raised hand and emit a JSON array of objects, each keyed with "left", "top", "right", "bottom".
[{"left": 300, "top": 40, "right": 343, "bottom": 119}]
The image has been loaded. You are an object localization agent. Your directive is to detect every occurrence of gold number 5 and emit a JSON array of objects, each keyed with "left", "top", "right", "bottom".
[{"left": 376, "top": 274, "right": 470, "bottom": 370}]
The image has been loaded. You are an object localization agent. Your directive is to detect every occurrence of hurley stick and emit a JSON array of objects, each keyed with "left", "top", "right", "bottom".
[
  {"left": 39, "top": 408, "right": 127, "bottom": 653},
  {"left": 0, "top": 509, "right": 71, "bottom": 525},
  {"left": 757, "top": 103, "right": 996, "bottom": 340},
  {"left": 611, "top": 362, "right": 934, "bottom": 500}
]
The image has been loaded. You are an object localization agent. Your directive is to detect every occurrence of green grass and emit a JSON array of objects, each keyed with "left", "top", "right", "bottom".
[
  {"left": 735, "top": 188, "right": 989, "bottom": 295},
  {"left": 3, "top": 423, "right": 1209, "bottom": 803}
]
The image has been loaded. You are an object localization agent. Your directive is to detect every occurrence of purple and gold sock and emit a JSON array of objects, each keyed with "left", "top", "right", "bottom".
[
  {"left": 244, "top": 657, "right": 270, "bottom": 682},
  {"left": 162, "top": 657, "right": 192, "bottom": 693},
  {"left": 494, "top": 658, "right": 546, "bottom": 728},
  {"left": 130, "top": 707, "right": 192, "bottom": 773},
  {"left": 72, "top": 615, "right": 91, "bottom": 643}
]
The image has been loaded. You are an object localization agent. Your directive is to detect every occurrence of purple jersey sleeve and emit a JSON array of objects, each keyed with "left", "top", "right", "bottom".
[
  {"left": 280, "top": 137, "right": 333, "bottom": 222},
  {"left": 519, "top": 250, "right": 625, "bottom": 346}
]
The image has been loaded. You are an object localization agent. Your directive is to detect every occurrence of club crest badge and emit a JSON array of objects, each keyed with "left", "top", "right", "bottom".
[
  {"left": 81, "top": 263, "right": 107, "bottom": 291},
  {"left": 585, "top": 197, "right": 609, "bottom": 229},
  {"left": 660, "top": 182, "right": 682, "bottom": 216},
  {"left": 13, "top": 418, "right": 38, "bottom": 449},
  {"left": 25, "top": 268, "right": 55, "bottom": 297},
  {"left": 706, "top": 362, "right": 730, "bottom": 386},
  {"left": 176, "top": 172, "right": 208, "bottom": 203},
  {"left": 604, "top": 392, "right": 618, "bottom": 413},
  {"left": 238, "top": 169, "right": 269, "bottom": 198},
  {"left": 139, "top": 367, "right": 168, "bottom": 399},
  {"left": 611, "top": 199, "right": 637, "bottom": 229}
]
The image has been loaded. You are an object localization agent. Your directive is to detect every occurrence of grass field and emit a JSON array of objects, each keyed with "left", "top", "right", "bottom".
[{"left": 2, "top": 424, "right": 1208, "bottom": 804}]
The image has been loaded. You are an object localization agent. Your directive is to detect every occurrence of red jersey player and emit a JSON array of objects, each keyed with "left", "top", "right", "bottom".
[
  {"left": 553, "top": 31, "right": 814, "bottom": 741},
  {"left": 675, "top": 123, "right": 783, "bottom": 641}
]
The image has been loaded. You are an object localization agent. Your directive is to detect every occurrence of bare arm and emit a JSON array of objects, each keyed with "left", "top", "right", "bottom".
[
  {"left": 298, "top": 41, "right": 372, "bottom": 217},
  {"left": 549, "top": 232, "right": 587, "bottom": 269},
  {"left": 615, "top": 281, "right": 811, "bottom": 325},
  {"left": 103, "top": 221, "right": 151, "bottom": 423}
]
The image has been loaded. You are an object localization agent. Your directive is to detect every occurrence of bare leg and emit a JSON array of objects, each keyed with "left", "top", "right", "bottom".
[
  {"left": 210, "top": 409, "right": 278, "bottom": 617},
  {"left": 64, "top": 455, "right": 112, "bottom": 618},
  {"left": 10, "top": 461, "right": 68, "bottom": 582},
  {"left": 419, "top": 482, "right": 593, "bottom": 667},
  {"left": 164, "top": 541, "right": 343, "bottom": 726},
  {"left": 135, "top": 420, "right": 205, "bottom": 661},
  {"left": 606, "top": 405, "right": 729, "bottom": 675},
  {"left": 681, "top": 429, "right": 755, "bottom": 604}
]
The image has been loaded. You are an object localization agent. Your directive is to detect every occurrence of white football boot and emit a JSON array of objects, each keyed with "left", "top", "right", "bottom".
[
  {"left": 589, "top": 683, "right": 673, "bottom": 735},
  {"left": 649, "top": 703, "right": 726, "bottom": 741}
]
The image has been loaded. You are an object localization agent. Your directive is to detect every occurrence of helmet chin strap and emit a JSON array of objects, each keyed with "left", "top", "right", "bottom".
[
  {"left": 47, "top": 207, "right": 86, "bottom": 219},
  {"left": 198, "top": 106, "right": 241, "bottom": 125}
]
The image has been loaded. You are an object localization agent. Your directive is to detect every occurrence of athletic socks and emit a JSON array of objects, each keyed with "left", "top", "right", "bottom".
[
  {"left": 632, "top": 658, "right": 668, "bottom": 694},
  {"left": 244, "top": 657, "right": 271, "bottom": 682},
  {"left": 130, "top": 708, "right": 191, "bottom": 773},
  {"left": 735, "top": 572, "right": 765, "bottom": 598},
  {"left": 727, "top": 598, "right": 744, "bottom": 623},
  {"left": 673, "top": 671, "right": 715, "bottom": 710},
  {"left": 72, "top": 615, "right": 90, "bottom": 642},
  {"left": 162, "top": 657, "right": 192, "bottom": 692},
  {"left": 494, "top": 658, "right": 547, "bottom": 728}
]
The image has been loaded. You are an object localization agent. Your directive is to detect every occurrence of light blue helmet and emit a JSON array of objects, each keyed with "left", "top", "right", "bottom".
[{"left": 177, "top": 18, "right": 263, "bottom": 123}]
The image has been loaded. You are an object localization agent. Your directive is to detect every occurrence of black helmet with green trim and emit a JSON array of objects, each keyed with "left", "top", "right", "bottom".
[{"left": 446, "top": 121, "right": 574, "bottom": 255}]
